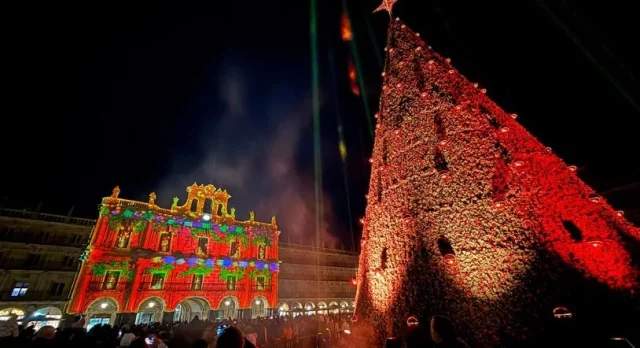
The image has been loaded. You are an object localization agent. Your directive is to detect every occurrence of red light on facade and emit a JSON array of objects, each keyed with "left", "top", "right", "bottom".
[
  {"left": 513, "top": 161, "right": 524, "bottom": 168},
  {"left": 553, "top": 307, "right": 573, "bottom": 319},
  {"left": 443, "top": 254, "right": 456, "bottom": 266}
]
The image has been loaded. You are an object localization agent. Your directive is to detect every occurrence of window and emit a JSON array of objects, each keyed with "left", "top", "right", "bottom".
[
  {"left": 229, "top": 240, "right": 240, "bottom": 258},
  {"left": 226, "top": 276, "right": 237, "bottom": 291},
  {"left": 115, "top": 226, "right": 132, "bottom": 249},
  {"left": 256, "top": 276, "right": 266, "bottom": 291},
  {"left": 49, "top": 282, "right": 65, "bottom": 296},
  {"left": 103, "top": 271, "right": 120, "bottom": 290},
  {"left": 158, "top": 233, "right": 172, "bottom": 252},
  {"left": 190, "top": 199, "right": 199, "bottom": 212},
  {"left": 150, "top": 274, "right": 164, "bottom": 290},
  {"left": 11, "top": 282, "right": 29, "bottom": 297},
  {"left": 196, "top": 237, "right": 209, "bottom": 256},
  {"left": 192, "top": 275, "right": 203, "bottom": 290},
  {"left": 63, "top": 256, "right": 75, "bottom": 267},
  {"left": 41, "top": 231, "right": 51, "bottom": 242},
  {"left": 26, "top": 254, "right": 41, "bottom": 267},
  {"left": 72, "top": 235, "right": 83, "bottom": 245},
  {"left": 257, "top": 244, "right": 266, "bottom": 260}
]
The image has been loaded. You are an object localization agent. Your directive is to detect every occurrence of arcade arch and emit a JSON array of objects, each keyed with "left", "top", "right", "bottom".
[
  {"left": 277, "top": 303, "right": 290, "bottom": 317},
  {"left": 174, "top": 297, "right": 211, "bottom": 322},
  {"left": 251, "top": 296, "right": 268, "bottom": 318},
  {"left": 219, "top": 296, "right": 239, "bottom": 320},
  {"left": 136, "top": 297, "right": 165, "bottom": 324},
  {"left": 86, "top": 298, "right": 118, "bottom": 330}
]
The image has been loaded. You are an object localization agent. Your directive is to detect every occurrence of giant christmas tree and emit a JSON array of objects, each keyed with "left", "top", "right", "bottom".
[{"left": 354, "top": 3, "right": 640, "bottom": 346}]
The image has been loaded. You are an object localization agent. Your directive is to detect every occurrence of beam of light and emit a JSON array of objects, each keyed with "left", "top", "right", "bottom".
[
  {"left": 348, "top": 57, "right": 360, "bottom": 96},
  {"left": 310, "top": 0, "right": 324, "bottom": 296},
  {"left": 341, "top": 0, "right": 374, "bottom": 139},
  {"left": 535, "top": 0, "right": 640, "bottom": 113},
  {"left": 329, "top": 48, "right": 356, "bottom": 252},
  {"left": 341, "top": 13, "right": 352, "bottom": 41}
]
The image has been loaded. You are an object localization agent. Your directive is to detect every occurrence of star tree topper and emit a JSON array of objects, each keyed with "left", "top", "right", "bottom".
[{"left": 373, "top": 0, "right": 398, "bottom": 15}]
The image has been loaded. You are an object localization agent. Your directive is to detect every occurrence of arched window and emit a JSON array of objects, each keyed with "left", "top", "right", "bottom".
[
  {"left": 203, "top": 199, "right": 213, "bottom": 214},
  {"left": 437, "top": 236, "right": 455, "bottom": 256},
  {"left": 563, "top": 221, "right": 583, "bottom": 241},
  {"left": 434, "top": 150, "right": 448, "bottom": 172},
  {"left": 190, "top": 199, "right": 199, "bottom": 213},
  {"left": 380, "top": 248, "right": 388, "bottom": 270}
]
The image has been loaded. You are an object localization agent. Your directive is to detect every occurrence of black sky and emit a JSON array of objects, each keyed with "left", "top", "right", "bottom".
[{"left": 2, "top": 1, "right": 639, "bottom": 248}]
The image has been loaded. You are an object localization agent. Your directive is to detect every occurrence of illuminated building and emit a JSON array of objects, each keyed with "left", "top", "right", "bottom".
[
  {"left": 354, "top": 7, "right": 640, "bottom": 346},
  {"left": 0, "top": 209, "right": 93, "bottom": 329},
  {"left": 67, "top": 184, "right": 279, "bottom": 328},
  {"left": 277, "top": 243, "right": 357, "bottom": 316}
]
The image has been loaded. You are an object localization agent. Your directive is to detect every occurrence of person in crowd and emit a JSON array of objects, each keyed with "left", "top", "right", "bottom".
[
  {"left": 120, "top": 327, "right": 136, "bottom": 346},
  {"left": 216, "top": 326, "right": 245, "bottom": 348},
  {"left": 430, "top": 315, "right": 470, "bottom": 348},
  {"left": 244, "top": 325, "right": 257, "bottom": 347}
]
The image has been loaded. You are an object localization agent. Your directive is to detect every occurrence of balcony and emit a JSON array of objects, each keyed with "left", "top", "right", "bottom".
[
  {"left": 0, "top": 291, "right": 70, "bottom": 302},
  {"left": 137, "top": 282, "right": 247, "bottom": 292},
  {"left": 0, "top": 208, "right": 95, "bottom": 227},
  {"left": 0, "top": 261, "right": 78, "bottom": 272},
  {"left": 87, "top": 281, "right": 127, "bottom": 292},
  {"left": 250, "top": 283, "right": 273, "bottom": 292}
]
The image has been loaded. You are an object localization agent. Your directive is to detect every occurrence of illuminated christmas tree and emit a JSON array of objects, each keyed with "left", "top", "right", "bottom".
[{"left": 354, "top": 4, "right": 640, "bottom": 346}]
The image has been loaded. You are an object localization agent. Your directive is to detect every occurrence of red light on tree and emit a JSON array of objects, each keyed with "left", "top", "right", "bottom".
[
  {"left": 355, "top": 10, "right": 639, "bottom": 346},
  {"left": 586, "top": 237, "right": 603, "bottom": 248},
  {"left": 553, "top": 307, "right": 573, "bottom": 319},
  {"left": 443, "top": 254, "right": 457, "bottom": 266}
]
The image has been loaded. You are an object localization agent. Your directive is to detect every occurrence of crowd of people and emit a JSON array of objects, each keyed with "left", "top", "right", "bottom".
[{"left": 0, "top": 312, "right": 370, "bottom": 348}]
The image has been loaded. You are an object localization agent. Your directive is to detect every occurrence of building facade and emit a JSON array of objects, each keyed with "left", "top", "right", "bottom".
[
  {"left": 0, "top": 209, "right": 94, "bottom": 329},
  {"left": 67, "top": 184, "right": 280, "bottom": 328},
  {"left": 277, "top": 243, "right": 357, "bottom": 316}
]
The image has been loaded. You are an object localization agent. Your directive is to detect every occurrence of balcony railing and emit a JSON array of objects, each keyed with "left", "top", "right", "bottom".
[
  {"left": 0, "top": 209, "right": 95, "bottom": 226},
  {"left": 0, "top": 261, "right": 79, "bottom": 272},
  {"left": 0, "top": 291, "right": 70, "bottom": 302},
  {"left": 250, "top": 284, "right": 273, "bottom": 292},
  {"left": 137, "top": 282, "right": 248, "bottom": 292},
  {"left": 87, "top": 281, "right": 127, "bottom": 292}
]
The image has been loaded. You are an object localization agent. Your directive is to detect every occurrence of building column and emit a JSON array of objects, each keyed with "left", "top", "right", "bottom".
[
  {"left": 116, "top": 313, "right": 137, "bottom": 326},
  {"left": 163, "top": 312, "right": 174, "bottom": 324}
]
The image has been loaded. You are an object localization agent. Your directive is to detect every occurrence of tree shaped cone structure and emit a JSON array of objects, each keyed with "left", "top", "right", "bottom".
[{"left": 354, "top": 18, "right": 640, "bottom": 346}]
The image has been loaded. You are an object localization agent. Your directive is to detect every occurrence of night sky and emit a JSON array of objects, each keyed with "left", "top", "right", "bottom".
[{"left": 2, "top": 1, "right": 638, "bottom": 249}]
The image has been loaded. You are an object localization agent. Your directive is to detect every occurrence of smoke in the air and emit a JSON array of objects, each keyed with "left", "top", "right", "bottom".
[{"left": 155, "top": 64, "right": 343, "bottom": 249}]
